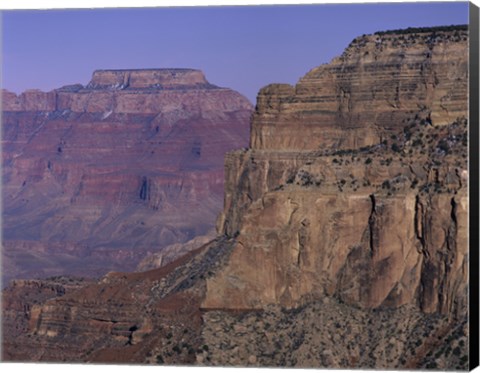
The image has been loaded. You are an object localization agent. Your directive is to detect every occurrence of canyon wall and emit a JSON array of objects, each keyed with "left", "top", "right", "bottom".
[
  {"left": 251, "top": 28, "right": 467, "bottom": 151},
  {"left": 204, "top": 26, "right": 469, "bottom": 314},
  {"left": 2, "top": 69, "right": 253, "bottom": 283}
]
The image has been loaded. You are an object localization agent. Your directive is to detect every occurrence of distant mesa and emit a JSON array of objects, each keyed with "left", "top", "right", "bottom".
[
  {"left": 1, "top": 67, "right": 252, "bottom": 284},
  {"left": 2, "top": 68, "right": 251, "bottom": 114},
  {"left": 1, "top": 68, "right": 212, "bottom": 96},
  {"left": 86, "top": 68, "right": 212, "bottom": 90}
]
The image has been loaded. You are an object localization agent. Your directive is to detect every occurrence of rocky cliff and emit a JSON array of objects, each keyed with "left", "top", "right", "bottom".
[
  {"left": 2, "top": 26, "right": 470, "bottom": 370},
  {"left": 2, "top": 69, "right": 252, "bottom": 283},
  {"left": 251, "top": 27, "right": 467, "bottom": 151},
  {"left": 204, "top": 26, "right": 469, "bottom": 315}
]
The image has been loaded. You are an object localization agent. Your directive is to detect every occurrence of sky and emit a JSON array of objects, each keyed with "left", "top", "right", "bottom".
[{"left": 1, "top": 1, "right": 470, "bottom": 103}]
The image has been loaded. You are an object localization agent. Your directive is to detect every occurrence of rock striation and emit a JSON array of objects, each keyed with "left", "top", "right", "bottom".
[
  {"left": 2, "top": 69, "right": 252, "bottom": 283},
  {"left": 86, "top": 69, "right": 210, "bottom": 90},
  {"left": 251, "top": 27, "right": 468, "bottom": 151}
]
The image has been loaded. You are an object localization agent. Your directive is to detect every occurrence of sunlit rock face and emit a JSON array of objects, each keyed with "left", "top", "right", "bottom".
[
  {"left": 251, "top": 29, "right": 467, "bottom": 151},
  {"left": 2, "top": 68, "right": 253, "bottom": 283},
  {"left": 203, "top": 26, "right": 469, "bottom": 314}
]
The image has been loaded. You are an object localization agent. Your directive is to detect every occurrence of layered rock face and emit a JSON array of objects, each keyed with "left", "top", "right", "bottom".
[
  {"left": 2, "top": 69, "right": 252, "bottom": 283},
  {"left": 252, "top": 28, "right": 468, "bottom": 151},
  {"left": 203, "top": 26, "right": 469, "bottom": 314},
  {"left": 86, "top": 68, "right": 209, "bottom": 89}
]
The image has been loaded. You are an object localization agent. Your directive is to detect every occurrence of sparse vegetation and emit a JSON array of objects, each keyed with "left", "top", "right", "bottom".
[{"left": 374, "top": 25, "right": 468, "bottom": 36}]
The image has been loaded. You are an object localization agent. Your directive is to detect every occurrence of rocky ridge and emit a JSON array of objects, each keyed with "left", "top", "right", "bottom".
[
  {"left": 1, "top": 26, "right": 470, "bottom": 369},
  {"left": 2, "top": 68, "right": 252, "bottom": 283}
]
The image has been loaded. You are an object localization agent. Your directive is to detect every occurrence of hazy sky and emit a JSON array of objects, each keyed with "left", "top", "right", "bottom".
[{"left": 1, "top": 1, "right": 469, "bottom": 103}]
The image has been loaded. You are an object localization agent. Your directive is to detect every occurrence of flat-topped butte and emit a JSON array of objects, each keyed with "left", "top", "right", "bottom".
[{"left": 86, "top": 68, "right": 212, "bottom": 90}]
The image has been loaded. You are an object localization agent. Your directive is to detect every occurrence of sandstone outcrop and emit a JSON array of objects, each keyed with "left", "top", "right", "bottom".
[
  {"left": 203, "top": 26, "right": 469, "bottom": 314},
  {"left": 2, "top": 69, "right": 252, "bottom": 283},
  {"left": 251, "top": 27, "right": 468, "bottom": 151}
]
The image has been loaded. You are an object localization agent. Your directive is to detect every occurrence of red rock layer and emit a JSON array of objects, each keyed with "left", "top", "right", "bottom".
[{"left": 2, "top": 69, "right": 253, "bottom": 283}]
